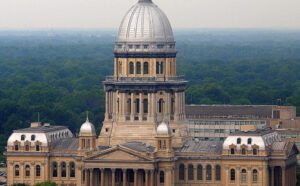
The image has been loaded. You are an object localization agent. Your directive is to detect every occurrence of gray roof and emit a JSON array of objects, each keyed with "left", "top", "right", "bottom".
[
  {"left": 121, "top": 141, "right": 155, "bottom": 153},
  {"left": 51, "top": 138, "right": 79, "bottom": 154},
  {"left": 186, "top": 105, "right": 274, "bottom": 119},
  {"left": 231, "top": 127, "right": 274, "bottom": 136},
  {"left": 14, "top": 125, "right": 68, "bottom": 133},
  {"left": 178, "top": 140, "right": 223, "bottom": 154},
  {"left": 272, "top": 141, "right": 288, "bottom": 151}
]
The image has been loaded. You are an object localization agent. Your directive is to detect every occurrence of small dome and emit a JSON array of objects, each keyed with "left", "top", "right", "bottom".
[
  {"left": 157, "top": 122, "right": 170, "bottom": 135},
  {"left": 79, "top": 118, "right": 96, "bottom": 137}
]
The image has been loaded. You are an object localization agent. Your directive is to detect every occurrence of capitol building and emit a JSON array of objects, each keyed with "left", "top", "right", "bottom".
[{"left": 5, "top": 0, "right": 298, "bottom": 185}]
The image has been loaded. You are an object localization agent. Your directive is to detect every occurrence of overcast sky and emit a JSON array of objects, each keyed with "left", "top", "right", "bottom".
[{"left": 0, "top": 0, "right": 300, "bottom": 29}]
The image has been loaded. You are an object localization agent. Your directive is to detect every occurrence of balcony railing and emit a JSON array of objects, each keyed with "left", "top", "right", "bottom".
[{"left": 105, "top": 76, "right": 186, "bottom": 83}]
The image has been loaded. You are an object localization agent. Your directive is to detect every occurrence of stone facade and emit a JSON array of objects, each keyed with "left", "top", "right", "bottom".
[{"left": 5, "top": 0, "right": 299, "bottom": 186}]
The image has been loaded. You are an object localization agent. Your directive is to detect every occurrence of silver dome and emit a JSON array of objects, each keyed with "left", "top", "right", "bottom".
[
  {"left": 157, "top": 122, "right": 171, "bottom": 135},
  {"left": 79, "top": 118, "right": 96, "bottom": 137},
  {"left": 115, "top": 0, "right": 176, "bottom": 54}
]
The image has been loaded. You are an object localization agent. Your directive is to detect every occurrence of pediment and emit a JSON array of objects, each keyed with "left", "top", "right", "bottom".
[{"left": 86, "top": 146, "right": 152, "bottom": 162}]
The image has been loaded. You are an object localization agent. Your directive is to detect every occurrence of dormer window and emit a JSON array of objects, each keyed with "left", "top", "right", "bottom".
[
  {"left": 253, "top": 148, "right": 258, "bottom": 155},
  {"left": 230, "top": 148, "right": 235, "bottom": 155},
  {"left": 25, "top": 144, "right": 30, "bottom": 151},
  {"left": 31, "top": 135, "right": 36, "bottom": 141},
  {"left": 21, "top": 135, "right": 26, "bottom": 141},
  {"left": 247, "top": 138, "right": 252, "bottom": 144},
  {"left": 237, "top": 138, "right": 241, "bottom": 144},
  {"left": 36, "top": 145, "right": 40, "bottom": 151},
  {"left": 14, "top": 144, "right": 19, "bottom": 151},
  {"left": 241, "top": 148, "right": 246, "bottom": 155}
]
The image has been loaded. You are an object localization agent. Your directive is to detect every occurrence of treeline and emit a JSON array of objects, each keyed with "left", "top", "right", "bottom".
[{"left": 1, "top": 30, "right": 300, "bottom": 161}]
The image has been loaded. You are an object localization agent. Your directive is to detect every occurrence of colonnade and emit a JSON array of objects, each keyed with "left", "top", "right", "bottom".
[
  {"left": 82, "top": 168, "right": 157, "bottom": 186},
  {"left": 104, "top": 91, "right": 185, "bottom": 123}
]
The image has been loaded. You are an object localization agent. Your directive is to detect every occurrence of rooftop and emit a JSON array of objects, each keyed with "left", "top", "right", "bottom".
[
  {"left": 231, "top": 127, "right": 274, "bottom": 136},
  {"left": 14, "top": 125, "right": 68, "bottom": 133}
]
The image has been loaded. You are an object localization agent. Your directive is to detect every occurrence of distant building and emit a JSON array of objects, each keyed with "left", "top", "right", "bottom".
[
  {"left": 4, "top": 0, "right": 299, "bottom": 186},
  {"left": 186, "top": 105, "right": 297, "bottom": 139}
]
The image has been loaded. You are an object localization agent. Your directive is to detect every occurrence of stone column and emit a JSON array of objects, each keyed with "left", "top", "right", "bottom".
[
  {"left": 112, "top": 169, "right": 116, "bottom": 186},
  {"left": 139, "top": 93, "right": 143, "bottom": 121},
  {"left": 148, "top": 93, "right": 151, "bottom": 121},
  {"left": 174, "top": 92, "right": 179, "bottom": 121},
  {"left": 131, "top": 93, "right": 134, "bottom": 121},
  {"left": 123, "top": 169, "right": 127, "bottom": 186},
  {"left": 101, "top": 169, "right": 105, "bottom": 186},
  {"left": 105, "top": 92, "right": 109, "bottom": 119},
  {"left": 134, "top": 169, "right": 138, "bottom": 186},
  {"left": 184, "top": 166, "right": 188, "bottom": 182},
  {"left": 150, "top": 170, "right": 154, "bottom": 186},
  {"left": 145, "top": 170, "right": 149, "bottom": 186},
  {"left": 152, "top": 93, "right": 157, "bottom": 122},
  {"left": 89, "top": 169, "right": 93, "bottom": 186}
]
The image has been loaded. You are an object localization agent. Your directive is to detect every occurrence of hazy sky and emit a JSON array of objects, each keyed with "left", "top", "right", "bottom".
[{"left": 0, "top": 0, "right": 300, "bottom": 29}]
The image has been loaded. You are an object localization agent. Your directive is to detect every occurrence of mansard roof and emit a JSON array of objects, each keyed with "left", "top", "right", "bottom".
[
  {"left": 51, "top": 138, "right": 79, "bottom": 155},
  {"left": 176, "top": 140, "right": 223, "bottom": 154}
]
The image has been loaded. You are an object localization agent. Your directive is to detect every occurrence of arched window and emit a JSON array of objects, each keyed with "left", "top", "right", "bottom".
[
  {"left": 36, "top": 165, "right": 41, "bottom": 177},
  {"left": 15, "top": 165, "right": 20, "bottom": 177},
  {"left": 136, "top": 62, "right": 141, "bottom": 74},
  {"left": 230, "top": 169, "right": 235, "bottom": 181},
  {"left": 31, "top": 135, "right": 36, "bottom": 141},
  {"left": 179, "top": 164, "right": 185, "bottom": 181},
  {"left": 61, "top": 162, "right": 67, "bottom": 177},
  {"left": 242, "top": 148, "right": 246, "bottom": 155},
  {"left": 52, "top": 162, "right": 58, "bottom": 177},
  {"left": 158, "top": 99, "right": 164, "bottom": 113},
  {"left": 253, "top": 148, "right": 258, "bottom": 155},
  {"left": 230, "top": 148, "right": 235, "bottom": 155},
  {"left": 25, "top": 165, "right": 30, "bottom": 177},
  {"left": 156, "top": 62, "right": 160, "bottom": 74},
  {"left": 136, "top": 98, "right": 140, "bottom": 113},
  {"left": 160, "top": 171, "right": 165, "bottom": 183},
  {"left": 129, "top": 62, "right": 134, "bottom": 74},
  {"left": 171, "top": 98, "right": 175, "bottom": 114},
  {"left": 160, "top": 62, "right": 164, "bottom": 74},
  {"left": 252, "top": 169, "right": 258, "bottom": 182},
  {"left": 36, "top": 145, "right": 40, "bottom": 151},
  {"left": 237, "top": 138, "right": 241, "bottom": 144},
  {"left": 70, "top": 162, "right": 76, "bottom": 177},
  {"left": 21, "top": 135, "right": 26, "bottom": 141},
  {"left": 206, "top": 165, "right": 212, "bottom": 181},
  {"left": 144, "top": 62, "right": 149, "bottom": 74},
  {"left": 216, "top": 165, "right": 221, "bottom": 181},
  {"left": 197, "top": 164, "right": 203, "bottom": 180},
  {"left": 247, "top": 138, "right": 252, "bottom": 144},
  {"left": 241, "top": 169, "right": 247, "bottom": 182},
  {"left": 188, "top": 164, "right": 194, "bottom": 180},
  {"left": 143, "top": 99, "right": 148, "bottom": 113}
]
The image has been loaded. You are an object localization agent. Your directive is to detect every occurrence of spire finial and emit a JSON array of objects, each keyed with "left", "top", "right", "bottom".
[{"left": 86, "top": 111, "right": 89, "bottom": 122}]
